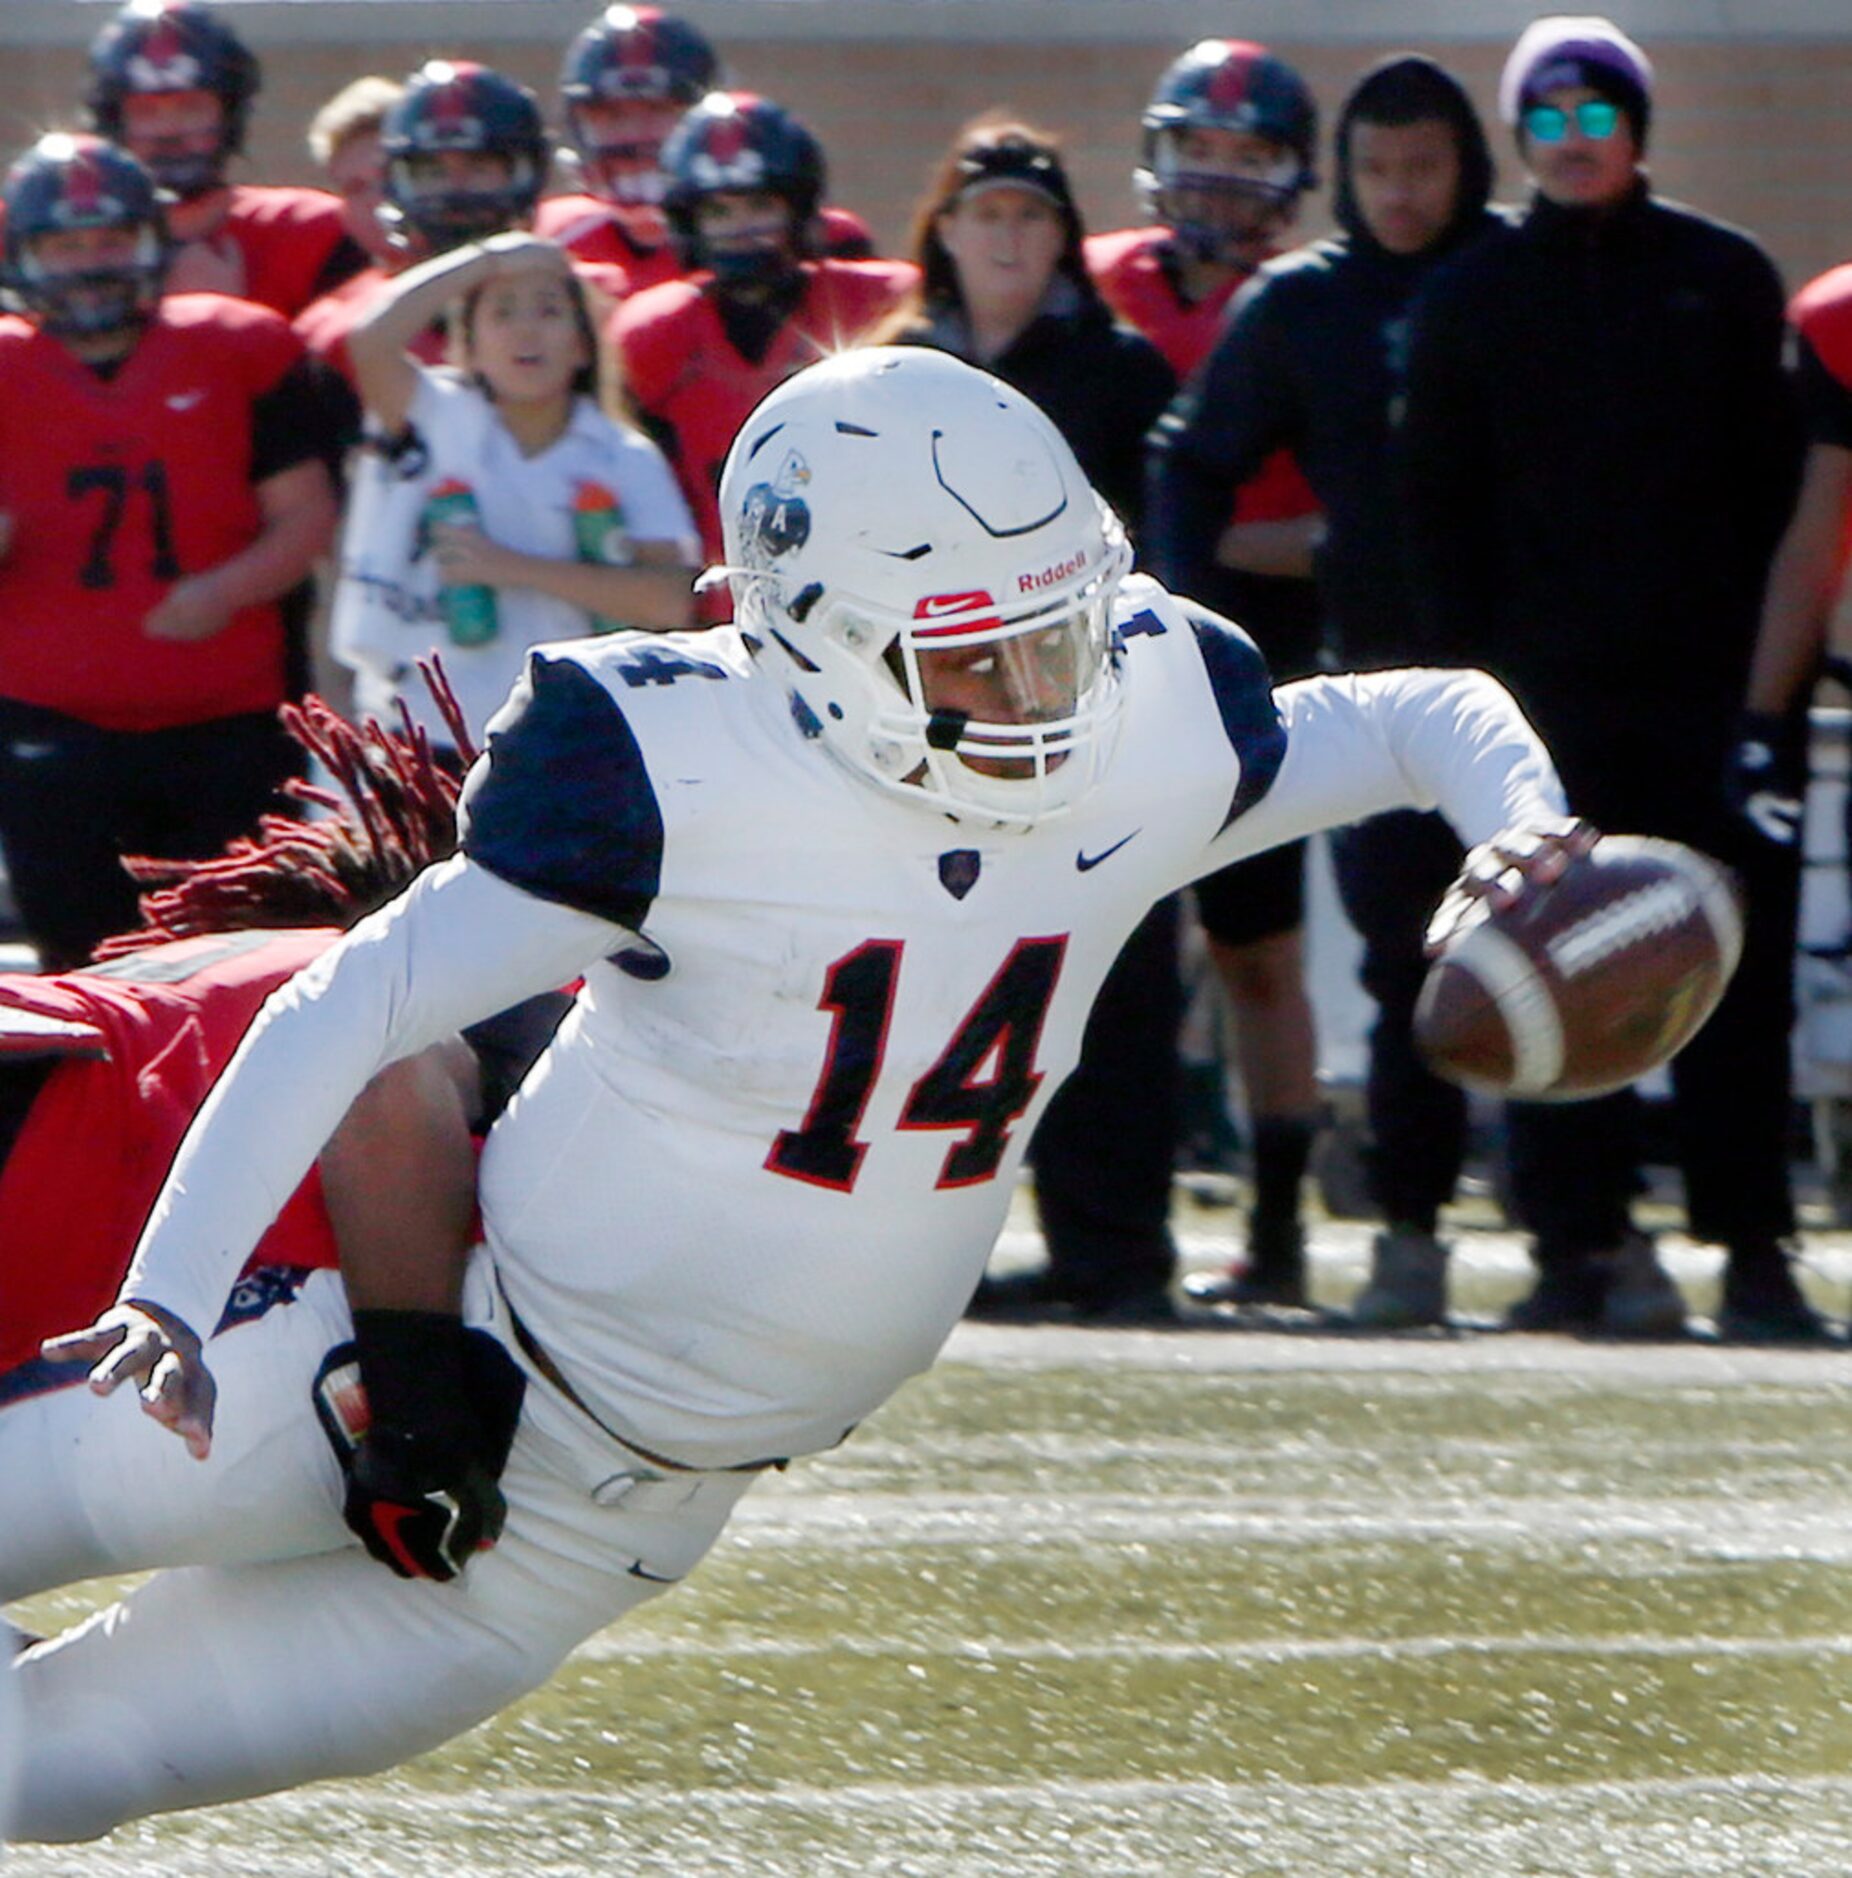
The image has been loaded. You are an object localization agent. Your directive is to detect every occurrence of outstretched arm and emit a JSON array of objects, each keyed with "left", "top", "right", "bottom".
[
  {"left": 1199, "top": 665, "right": 1569, "bottom": 873},
  {"left": 56, "top": 858, "right": 627, "bottom": 1456}
]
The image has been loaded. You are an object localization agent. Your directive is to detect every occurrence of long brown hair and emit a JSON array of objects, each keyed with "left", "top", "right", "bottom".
[{"left": 869, "top": 114, "right": 1105, "bottom": 342}]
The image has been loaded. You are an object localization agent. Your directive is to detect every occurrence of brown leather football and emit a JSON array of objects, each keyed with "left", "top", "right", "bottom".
[{"left": 1414, "top": 835, "right": 1744, "bottom": 1101}]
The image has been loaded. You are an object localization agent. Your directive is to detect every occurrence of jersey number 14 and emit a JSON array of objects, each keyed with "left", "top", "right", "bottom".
[{"left": 767, "top": 936, "right": 1067, "bottom": 1193}]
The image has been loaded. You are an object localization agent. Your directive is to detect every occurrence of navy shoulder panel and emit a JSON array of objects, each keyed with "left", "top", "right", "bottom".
[
  {"left": 460, "top": 652, "right": 664, "bottom": 929},
  {"left": 1188, "top": 610, "right": 1288, "bottom": 830}
]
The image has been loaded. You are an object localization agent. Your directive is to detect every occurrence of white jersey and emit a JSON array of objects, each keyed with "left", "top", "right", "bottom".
[
  {"left": 124, "top": 577, "right": 1562, "bottom": 1467},
  {"left": 330, "top": 366, "right": 698, "bottom": 742}
]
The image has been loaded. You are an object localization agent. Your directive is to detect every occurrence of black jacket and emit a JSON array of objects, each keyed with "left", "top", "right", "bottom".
[
  {"left": 898, "top": 283, "right": 1176, "bottom": 545},
  {"left": 1396, "top": 180, "right": 1800, "bottom": 743},
  {"left": 1146, "top": 57, "right": 1500, "bottom": 666}
]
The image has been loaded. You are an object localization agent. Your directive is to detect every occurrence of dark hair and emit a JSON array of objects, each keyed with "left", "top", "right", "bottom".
[
  {"left": 1333, "top": 55, "right": 1495, "bottom": 250},
  {"left": 454, "top": 263, "right": 612, "bottom": 410},
  {"left": 885, "top": 115, "right": 1105, "bottom": 328},
  {"left": 95, "top": 663, "right": 476, "bottom": 956}
]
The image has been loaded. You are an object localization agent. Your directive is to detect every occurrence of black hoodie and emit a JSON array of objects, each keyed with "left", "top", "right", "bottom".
[
  {"left": 1147, "top": 56, "right": 1503, "bottom": 666},
  {"left": 1396, "top": 171, "right": 1799, "bottom": 747}
]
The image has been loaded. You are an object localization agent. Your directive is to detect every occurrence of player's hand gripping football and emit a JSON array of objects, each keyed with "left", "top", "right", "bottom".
[
  {"left": 344, "top": 1428, "right": 509, "bottom": 1583},
  {"left": 42, "top": 1300, "right": 218, "bottom": 1460},
  {"left": 1425, "top": 817, "right": 1599, "bottom": 956},
  {"left": 338, "top": 1311, "right": 527, "bottom": 1583}
]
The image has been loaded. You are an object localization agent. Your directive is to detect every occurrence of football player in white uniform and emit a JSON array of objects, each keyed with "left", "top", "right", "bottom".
[{"left": 0, "top": 346, "right": 1576, "bottom": 1841}]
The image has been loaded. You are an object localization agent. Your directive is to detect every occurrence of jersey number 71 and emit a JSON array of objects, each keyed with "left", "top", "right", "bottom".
[{"left": 766, "top": 936, "right": 1067, "bottom": 1193}]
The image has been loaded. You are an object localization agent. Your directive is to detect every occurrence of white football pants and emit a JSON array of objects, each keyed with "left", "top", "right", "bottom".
[{"left": 0, "top": 1262, "right": 757, "bottom": 1842}]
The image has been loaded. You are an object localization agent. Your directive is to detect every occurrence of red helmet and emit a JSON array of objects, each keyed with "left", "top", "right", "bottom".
[
  {"left": 1136, "top": 40, "right": 1319, "bottom": 263},
  {"left": 559, "top": 6, "right": 719, "bottom": 211},
  {"left": 85, "top": 0, "right": 261, "bottom": 201},
  {"left": 1, "top": 134, "right": 168, "bottom": 336},
  {"left": 380, "top": 61, "right": 551, "bottom": 255}
]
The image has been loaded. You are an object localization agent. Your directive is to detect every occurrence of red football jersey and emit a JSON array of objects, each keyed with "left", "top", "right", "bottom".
[
  {"left": 1794, "top": 263, "right": 1852, "bottom": 403},
  {"left": 183, "top": 184, "right": 365, "bottom": 318},
  {"left": 0, "top": 294, "right": 305, "bottom": 730},
  {"left": 294, "top": 263, "right": 446, "bottom": 389},
  {"left": 1086, "top": 226, "right": 1317, "bottom": 526},
  {"left": 0, "top": 927, "right": 340, "bottom": 1376},
  {"left": 614, "top": 257, "right": 916, "bottom": 562},
  {"left": 539, "top": 194, "right": 878, "bottom": 300}
]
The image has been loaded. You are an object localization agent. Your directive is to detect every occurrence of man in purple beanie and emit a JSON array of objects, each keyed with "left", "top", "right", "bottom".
[{"left": 1397, "top": 17, "right": 1816, "bottom": 1340}]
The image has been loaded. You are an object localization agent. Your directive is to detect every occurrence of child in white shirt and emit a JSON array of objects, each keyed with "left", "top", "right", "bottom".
[{"left": 334, "top": 233, "right": 697, "bottom": 745}]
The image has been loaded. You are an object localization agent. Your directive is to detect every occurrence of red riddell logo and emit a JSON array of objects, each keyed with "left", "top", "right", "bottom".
[{"left": 1016, "top": 550, "right": 1088, "bottom": 595}]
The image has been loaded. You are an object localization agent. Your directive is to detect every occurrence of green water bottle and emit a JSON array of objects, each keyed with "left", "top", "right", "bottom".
[
  {"left": 426, "top": 477, "right": 499, "bottom": 647},
  {"left": 572, "top": 479, "right": 631, "bottom": 634}
]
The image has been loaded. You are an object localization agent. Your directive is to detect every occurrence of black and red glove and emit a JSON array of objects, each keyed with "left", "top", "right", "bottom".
[{"left": 320, "top": 1309, "right": 525, "bottom": 1582}]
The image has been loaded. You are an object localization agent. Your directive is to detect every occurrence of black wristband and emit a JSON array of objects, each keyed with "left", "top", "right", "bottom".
[
  {"left": 350, "top": 1308, "right": 473, "bottom": 1451},
  {"left": 1823, "top": 655, "right": 1852, "bottom": 694}
]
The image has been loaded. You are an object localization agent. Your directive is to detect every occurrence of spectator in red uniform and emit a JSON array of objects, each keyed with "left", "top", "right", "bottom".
[
  {"left": 0, "top": 135, "right": 339, "bottom": 969},
  {"left": 82, "top": 0, "right": 367, "bottom": 317},
  {"left": 612, "top": 91, "right": 912, "bottom": 575},
  {"left": 1099, "top": 40, "right": 1329, "bottom": 1309},
  {"left": 1150, "top": 55, "right": 1506, "bottom": 1325},
  {"left": 540, "top": 6, "right": 875, "bottom": 298}
]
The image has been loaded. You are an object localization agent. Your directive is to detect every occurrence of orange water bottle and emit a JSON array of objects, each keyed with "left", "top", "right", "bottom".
[{"left": 572, "top": 480, "right": 630, "bottom": 633}]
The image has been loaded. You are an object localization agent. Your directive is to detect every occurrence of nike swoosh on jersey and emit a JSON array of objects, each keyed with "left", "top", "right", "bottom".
[
  {"left": 1076, "top": 831, "right": 1140, "bottom": 871},
  {"left": 166, "top": 390, "right": 207, "bottom": 411}
]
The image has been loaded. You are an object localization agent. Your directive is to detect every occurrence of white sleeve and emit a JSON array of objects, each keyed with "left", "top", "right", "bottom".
[
  {"left": 615, "top": 431, "right": 699, "bottom": 557},
  {"left": 119, "top": 855, "right": 630, "bottom": 1336},
  {"left": 1201, "top": 666, "right": 1568, "bottom": 869}
]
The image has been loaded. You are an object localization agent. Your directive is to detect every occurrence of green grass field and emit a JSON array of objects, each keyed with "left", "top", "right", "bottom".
[{"left": 10, "top": 1198, "right": 1852, "bottom": 1875}]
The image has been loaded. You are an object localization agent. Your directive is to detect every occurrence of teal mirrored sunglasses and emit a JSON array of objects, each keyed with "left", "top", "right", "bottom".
[{"left": 1522, "top": 100, "right": 1622, "bottom": 142}]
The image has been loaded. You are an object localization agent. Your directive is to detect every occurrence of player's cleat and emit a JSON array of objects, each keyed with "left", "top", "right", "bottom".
[
  {"left": 967, "top": 1265, "right": 1176, "bottom": 1324},
  {"left": 1183, "top": 1219, "right": 1307, "bottom": 1308},
  {"left": 1349, "top": 1226, "right": 1449, "bottom": 1328},
  {"left": 1503, "top": 1264, "right": 1605, "bottom": 1333},
  {"left": 1596, "top": 1232, "right": 1688, "bottom": 1339},
  {"left": 1717, "top": 1248, "right": 1835, "bottom": 1344}
]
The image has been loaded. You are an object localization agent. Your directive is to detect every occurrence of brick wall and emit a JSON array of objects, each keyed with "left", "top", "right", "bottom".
[{"left": 3, "top": 25, "right": 1851, "bottom": 294}]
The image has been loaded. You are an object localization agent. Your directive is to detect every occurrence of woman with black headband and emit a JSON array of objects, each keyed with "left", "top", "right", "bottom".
[{"left": 876, "top": 118, "right": 1186, "bottom": 1323}]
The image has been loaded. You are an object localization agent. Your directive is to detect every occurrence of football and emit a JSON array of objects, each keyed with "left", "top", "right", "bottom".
[{"left": 1413, "top": 835, "right": 1744, "bottom": 1101}]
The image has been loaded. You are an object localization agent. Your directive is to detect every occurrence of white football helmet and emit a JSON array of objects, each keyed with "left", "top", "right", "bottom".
[{"left": 716, "top": 346, "right": 1132, "bottom": 828}]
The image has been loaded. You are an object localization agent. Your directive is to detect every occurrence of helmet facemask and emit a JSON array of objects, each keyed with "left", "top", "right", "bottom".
[
  {"left": 1139, "top": 126, "right": 1307, "bottom": 266},
  {"left": 734, "top": 514, "right": 1129, "bottom": 829},
  {"left": 12, "top": 224, "right": 166, "bottom": 335},
  {"left": 383, "top": 151, "right": 542, "bottom": 255}
]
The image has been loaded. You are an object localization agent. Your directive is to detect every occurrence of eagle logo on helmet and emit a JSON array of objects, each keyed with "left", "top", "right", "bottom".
[{"left": 738, "top": 451, "right": 813, "bottom": 569}]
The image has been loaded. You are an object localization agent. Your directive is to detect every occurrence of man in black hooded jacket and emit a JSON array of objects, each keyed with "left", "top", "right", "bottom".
[
  {"left": 1147, "top": 55, "right": 1505, "bottom": 1327},
  {"left": 1394, "top": 18, "right": 1811, "bottom": 1342}
]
